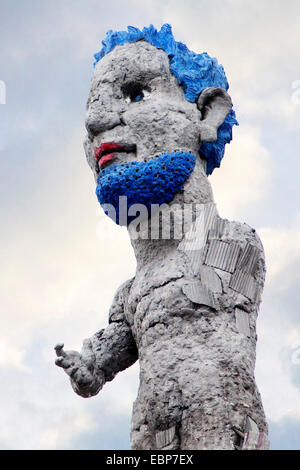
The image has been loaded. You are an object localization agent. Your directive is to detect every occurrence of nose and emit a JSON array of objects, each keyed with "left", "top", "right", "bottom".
[
  {"left": 85, "top": 93, "right": 124, "bottom": 138},
  {"left": 86, "top": 111, "right": 122, "bottom": 138}
]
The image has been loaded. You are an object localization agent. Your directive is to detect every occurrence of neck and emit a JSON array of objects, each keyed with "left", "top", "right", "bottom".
[{"left": 128, "top": 156, "right": 218, "bottom": 269}]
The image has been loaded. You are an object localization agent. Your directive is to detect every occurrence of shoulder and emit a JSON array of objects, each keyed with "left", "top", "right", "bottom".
[
  {"left": 209, "top": 216, "right": 264, "bottom": 253},
  {"left": 205, "top": 216, "right": 266, "bottom": 306}
]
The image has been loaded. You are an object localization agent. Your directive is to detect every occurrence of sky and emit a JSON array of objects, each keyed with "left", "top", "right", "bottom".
[{"left": 1, "top": 0, "right": 300, "bottom": 450}]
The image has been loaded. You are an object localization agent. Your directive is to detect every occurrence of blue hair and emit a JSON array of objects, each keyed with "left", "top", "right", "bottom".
[{"left": 93, "top": 24, "right": 238, "bottom": 175}]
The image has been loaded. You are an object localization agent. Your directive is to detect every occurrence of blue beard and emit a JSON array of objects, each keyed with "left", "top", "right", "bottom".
[{"left": 96, "top": 151, "right": 196, "bottom": 225}]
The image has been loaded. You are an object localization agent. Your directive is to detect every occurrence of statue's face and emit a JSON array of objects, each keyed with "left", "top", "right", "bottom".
[
  {"left": 84, "top": 41, "right": 206, "bottom": 225},
  {"left": 84, "top": 41, "right": 202, "bottom": 180}
]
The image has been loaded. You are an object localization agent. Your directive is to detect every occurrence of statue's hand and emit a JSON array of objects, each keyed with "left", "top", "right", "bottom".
[{"left": 54, "top": 341, "right": 104, "bottom": 398}]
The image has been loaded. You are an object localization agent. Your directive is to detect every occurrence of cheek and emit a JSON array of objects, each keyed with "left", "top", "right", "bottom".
[
  {"left": 125, "top": 104, "right": 199, "bottom": 145},
  {"left": 167, "top": 110, "right": 199, "bottom": 135},
  {"left": 125, "top": 102, "right": 167, "bottom": 126}
]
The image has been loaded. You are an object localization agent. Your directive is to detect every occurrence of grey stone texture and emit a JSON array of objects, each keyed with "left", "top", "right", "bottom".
[{"left": 55, "top": 41, "right": 269, "bottom": 450}]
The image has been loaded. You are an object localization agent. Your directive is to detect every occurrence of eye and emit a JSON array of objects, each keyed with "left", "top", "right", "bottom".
[{"left": 123, "top": 82, "right": 151, "bottom": 104}]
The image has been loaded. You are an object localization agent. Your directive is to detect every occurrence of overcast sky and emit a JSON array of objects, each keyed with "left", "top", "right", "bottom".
[{"left": 1, "top": 0, "right": 300, "bottom": 450}]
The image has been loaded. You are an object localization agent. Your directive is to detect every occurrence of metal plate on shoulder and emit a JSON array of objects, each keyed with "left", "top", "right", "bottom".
[{"left": 182, "top": 280, "right": 215, "bottom": 309}]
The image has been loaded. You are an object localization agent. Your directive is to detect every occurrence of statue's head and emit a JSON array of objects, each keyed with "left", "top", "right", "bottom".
[{"left": 84, "top": 24, "right": 238, "bottom": 225}]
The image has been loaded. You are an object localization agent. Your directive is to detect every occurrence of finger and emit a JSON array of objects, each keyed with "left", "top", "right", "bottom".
[
  {"left": 55, "top": 357, "right": 71, "bottom": 369},
  {"left": 55, "top": 358, "right": 79, "bottom": 379},
  {"left": 54, "top": 343, "right": 66, "bottom": 357}
]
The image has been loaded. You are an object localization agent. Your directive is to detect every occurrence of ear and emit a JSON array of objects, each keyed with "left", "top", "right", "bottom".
[{"left": 197, "top": 87, "right": 232, "bottom": 142}]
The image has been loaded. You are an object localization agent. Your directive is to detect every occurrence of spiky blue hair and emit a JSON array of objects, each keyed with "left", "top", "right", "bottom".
[{"left": 94, "top": 24, "right": 238, "bottom": 175}]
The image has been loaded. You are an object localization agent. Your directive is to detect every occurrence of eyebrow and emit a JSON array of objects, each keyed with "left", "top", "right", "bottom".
[
  {"left": 95, "top": 67, "right": 165, "bottom": 89},
  {"left": 93, "top": 50, "right": 170, "bottom": 83}
]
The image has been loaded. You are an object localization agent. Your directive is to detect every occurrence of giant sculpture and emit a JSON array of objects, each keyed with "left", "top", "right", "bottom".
[{"left": 55, "top": 25, "right": 269, "bottom": 450}]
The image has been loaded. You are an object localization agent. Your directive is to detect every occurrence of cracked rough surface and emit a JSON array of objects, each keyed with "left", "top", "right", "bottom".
[{"left": 56, "top": 39, "right": 269, "bottom": 450}]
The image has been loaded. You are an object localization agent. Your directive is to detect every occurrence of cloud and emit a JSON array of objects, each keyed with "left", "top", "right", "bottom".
[
  {"left": 259, "top": 213, "right": 300, "bottom": 287},
  {"left": 254, "top": 214, "right": 300, "bottom": 426},
  {"left": 0, "top": 340, "right": 29, "bottom": 372},
  {"left": 1, "top": 0, "right": 300, "bottom": 451},
  {"left": 269, "top": 415, "right": 300, "bottom": 450},
  {"left": 209, "top": 124, "right": 272, "bottom": 220},
  {"left": 130, "top": 0, "right": 300, "bottom": 131},
  {"left": 255, "top": 319, "right": 300, "bottom": 424},
  {"left": 0, "top": 124, "right": 138, "bottom": 449},
  {"left": 0, "top": 329, "right": 139, "bottom": 449},
  {"left": 1, "top": 131, "right": 136, "bottom": 350}
]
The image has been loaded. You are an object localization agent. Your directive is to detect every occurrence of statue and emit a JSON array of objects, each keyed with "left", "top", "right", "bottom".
[{"left": 55, "top": 24, "right": 269, "bottom": 450}]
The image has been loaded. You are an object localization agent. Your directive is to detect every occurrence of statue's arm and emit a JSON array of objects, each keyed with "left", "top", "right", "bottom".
[{"left": 55, "top": 279, "right": 138, "bottom": 398}]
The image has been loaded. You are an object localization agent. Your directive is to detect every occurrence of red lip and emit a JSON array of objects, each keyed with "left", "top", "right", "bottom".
[
  {"left": 94, "top": 142, "right": 123, "bottom": 169},
  {"left": 94, "top": 142, "right": 123, "bottom": 160},
  {"left": 94, "top": 142, "right": 137, "bottom": 170},
  {"left": 98, "top": 152, "right": 116, "bottom": 168}
]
